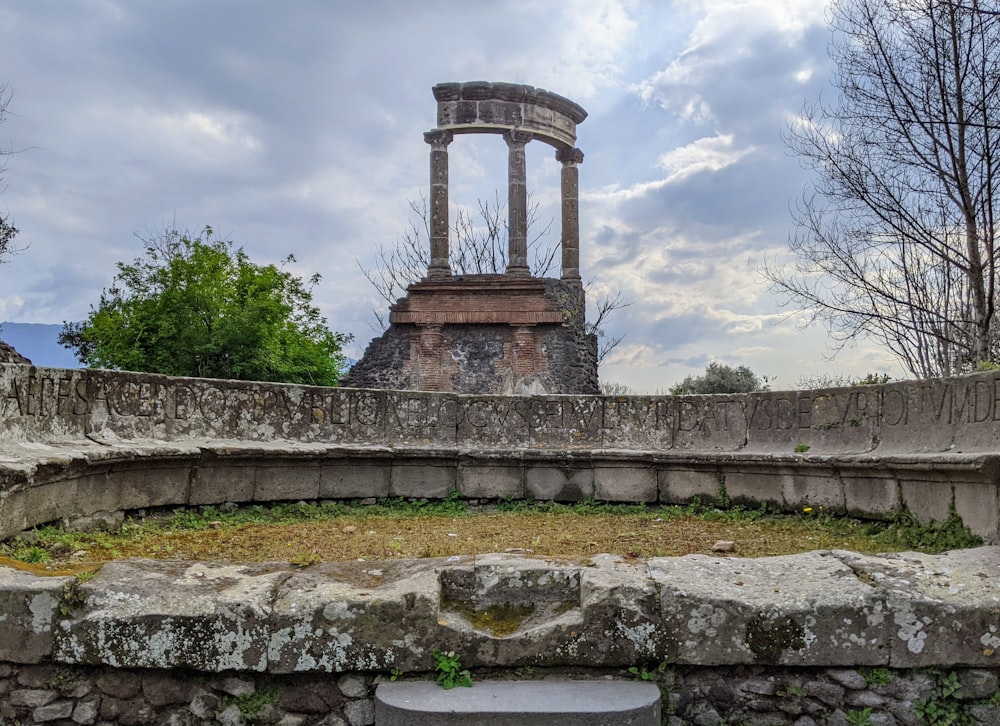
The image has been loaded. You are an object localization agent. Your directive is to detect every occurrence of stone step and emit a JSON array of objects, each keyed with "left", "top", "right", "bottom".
[{"left": 374, "top": 679, "right": 661, "bottom": 725}]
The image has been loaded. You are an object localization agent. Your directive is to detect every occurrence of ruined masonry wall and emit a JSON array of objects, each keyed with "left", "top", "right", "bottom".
[
  {"left": 1, "top": 362, "right": 999, "bottom": 540},
  {"left": 1, "top": 550, "right": 999, "bottom": 724},
  {"left": 1, "top": 663, "right": 998, "bottom": 725},
  {"left": 1, "top": 362, "right": 1000, "bottom": 722}
]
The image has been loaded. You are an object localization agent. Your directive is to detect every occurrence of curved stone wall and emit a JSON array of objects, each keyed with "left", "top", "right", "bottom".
[
  {"left": 2, "top": 362, "right": 1000, "bottom": 723},
  {"left": 1, "top": 363, "right": 998, "bottom": 541}
]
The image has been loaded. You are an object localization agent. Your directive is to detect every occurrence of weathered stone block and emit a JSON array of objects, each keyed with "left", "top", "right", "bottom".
[
  {"left": 0, "top": 487, "right": 28, "bottom": 540},
  {"left": 601, "top": 397, "right": 673, "bottom": 449},
  {"left": 254, "top": 463, "right": 320, "bottom": 501},
  {"left": 594, "top": 465, "right": 656, "bottom": 502},
  {"left": 649, "top": 552, "right": 887, "bottom": 666},
  {"left": 899, "top": 479, "right": 952, "bottom": 523},
  {"left": 320, "top": 462, "right": 391, "bottom": 499},
  {"left": 722, "top": 470, "right": 785, "bottom": 508},
  {"left": 53, "top": 560, "right": 283, "bottom": 672},
  {"left": 23, "top": 478, "right": 80, "bottom": 526},
  {"left": 390, "top": 462, "right": 455, "bottom": 499},
  {"left": 843, "top": 473, "right": 899, "bottom": 518},
  {"left": 525, "top": 465, "right": 594, "bottom": 501},
  {"left": 105, "top": 462, "right": 191, "bottom": 511},
  {"left": 0, "top": 568, "right": 69, "bottom": 663},
  {"left": 529, "top": 397, "right": 603, "bottom": 448},
  {"left": 457, "top": 464, "right": 523, "bottom": 499},
  {"left": 376, "top": 680, "right": 661, "bottom": 726},
  {"left": 780, "top": 469, "right": 845, "bottom": 514},
  {"left": 672, "top": 396, "right": 749, "bottom": 451},
  {"left": 383, "top": 393, "right": 458, "bottom": 446},
  {"left": 953, "top": 481, "right": 1000, "bottom": 540},
  {"left": 268, "top": 560, "right": 443, "bottom": 673},
  {"left": 834, "top": 548, "right": 1000, "bottom": 667},
  {"left": 658, "top": 468, "right": 723, "bottom": 504},
  {"left": 190, "top": 464, "right": 255, "bottom": 506}
]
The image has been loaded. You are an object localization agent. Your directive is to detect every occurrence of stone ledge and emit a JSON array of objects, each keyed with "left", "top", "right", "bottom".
[
  {"left": 1, "top": 549, "right": 996, "bottom": 672},
  {"left": 2, "top": 439, "right": 998, "bottom": 540},
  {"left": 374, "top": 680, "right": 661, "bottom": 725}
]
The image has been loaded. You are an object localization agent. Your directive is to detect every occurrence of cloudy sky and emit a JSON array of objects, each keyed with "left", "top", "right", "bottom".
[{"left": 0, "top": 0, "right": 906, "bottom": 392}]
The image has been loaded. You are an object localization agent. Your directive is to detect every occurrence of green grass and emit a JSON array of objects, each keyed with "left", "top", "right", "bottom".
[{"left": 0, "top": 496, "right": 982, "bottom": 569}]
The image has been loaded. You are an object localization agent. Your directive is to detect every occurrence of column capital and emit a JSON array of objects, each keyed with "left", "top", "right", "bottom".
[
  {"left": 424, "top": 129, "right": 454, "bottom": 147},
  {"left": 504, "top": 129, "right": 534, "bottom": 147},
  {"left": 556, "top": 146, "right": 585, "bottom": 165}
]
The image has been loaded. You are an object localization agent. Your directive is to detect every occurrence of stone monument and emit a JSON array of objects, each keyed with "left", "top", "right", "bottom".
[{"left": 345, "top": 81, "right": 598, "bottom": 395}]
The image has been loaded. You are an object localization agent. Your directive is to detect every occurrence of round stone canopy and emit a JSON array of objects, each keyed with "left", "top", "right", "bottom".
[{"left": 432, "top": 81, "right": 587, "bottom": 149}]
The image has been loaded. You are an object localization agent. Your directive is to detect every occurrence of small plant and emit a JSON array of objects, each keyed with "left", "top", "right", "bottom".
[
  {"left": 794, "top": 442, "right": 811, "bottom": 453},
  {"left": 845, "top": 707, "right": 875, "bottom": 726},
  {"left": 432, "top": 649, "right": 472, "bottom": 689},
  {"left": 716, "top": 476, "right": 731, "bottom": 507},
  {"left": 390, "top": 667, "right": 404, "bottom": 682},
  {"left": 916, "top": 670, "right": 974, "bottom": 725},
  {"left": 57, "top": 579, "right": 87, "bottom": 617},
  {"left": 230, "top": 687, "right": 280, "bottom": 719},
  {"left": 888, "top": 506, "right": 982, "bottom": 553},
  {"left": 14, "top": 545, "right": 50, "bottom": 564},
  {"left": 859, "top": 666, "right": 892, "bottom": 687},
  {"left": 628, "top": 661, "right": 667, "bottom": 681},
  {"left": 779, "top": 684, "right": 806, "bottom": 698},
  {"left": 289, "top": 551, "right": 321, "bottom": 567}
]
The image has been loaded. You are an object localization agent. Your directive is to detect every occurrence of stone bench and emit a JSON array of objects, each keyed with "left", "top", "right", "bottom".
[
  {"left": 1, "top": 438, "right": 998, "bottom": 541},
  {"left": 375, "top": 680, "right": 661, "bottom": 725}
]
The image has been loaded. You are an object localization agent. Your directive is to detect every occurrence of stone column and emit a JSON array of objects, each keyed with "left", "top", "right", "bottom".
[
  {"left": 424, "top": 130, "right": 453, "bottom": 279},
  {"left": 505, "top": 130, "right": 533, "bottom": 277},
  {"left": 557, "top": 147, "right": 584, "bottom": 280}
]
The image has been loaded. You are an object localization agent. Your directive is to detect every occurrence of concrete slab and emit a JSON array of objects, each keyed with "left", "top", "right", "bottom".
[{"left": 375, "top": 680, "right": 661, "bottom": 725}]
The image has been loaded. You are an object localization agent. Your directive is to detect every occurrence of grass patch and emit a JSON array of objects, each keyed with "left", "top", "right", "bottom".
[{"left": 0, "top": 498, "right": 982, "bottom": 574}]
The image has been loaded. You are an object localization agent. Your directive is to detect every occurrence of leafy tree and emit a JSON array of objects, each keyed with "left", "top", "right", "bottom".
[
  {"left": 670, "top": 362, "right": 770, "bottom": 395},
  {"left": 59, "top": 227, "right": 351, "bottom": 385},
  {"left": 358, "top": 193, "right": 630, "bottom": 364},
  {"left": 767, "top": 0, "right": 1000, "bottom": 377}
]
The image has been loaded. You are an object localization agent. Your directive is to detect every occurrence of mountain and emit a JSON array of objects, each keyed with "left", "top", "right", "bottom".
[{"left": 0, "top": 322, "right": 79, "bottom": 369}]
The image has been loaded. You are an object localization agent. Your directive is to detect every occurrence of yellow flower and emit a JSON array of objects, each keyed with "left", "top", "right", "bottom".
[{"left": 803, "top": 507, "right": 813, "bottom": 513}]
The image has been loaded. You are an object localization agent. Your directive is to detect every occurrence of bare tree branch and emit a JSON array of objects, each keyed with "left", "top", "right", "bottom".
[
  {"left": 0, "top": 83, "right": 20, "bottom": 263},
  {"left": 765, "top": 0, "right": 1000, "bottom": 377},
  {"left": 358, "top": 193, "right": 629, "bottom": 360}
]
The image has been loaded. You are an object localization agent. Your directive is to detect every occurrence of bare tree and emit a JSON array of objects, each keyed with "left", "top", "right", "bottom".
[
  {"left": 359, "top": 193, "right": 630, "bottom": 363},
  {"left": 765, "top": 0, "right": 1000, "bottom": 377},
  {"left": 0, "top": 84, "right": 19, "bottom": 262}
]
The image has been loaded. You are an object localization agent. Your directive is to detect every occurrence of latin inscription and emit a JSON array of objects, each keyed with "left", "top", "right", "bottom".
[{"left": 5, "top": 368, "right": 1000, "bottom": 447}]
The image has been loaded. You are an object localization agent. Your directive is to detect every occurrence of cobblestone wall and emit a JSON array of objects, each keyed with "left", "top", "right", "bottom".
[{"left": 2, "top": 662, "right": 998, "bottom": 725}]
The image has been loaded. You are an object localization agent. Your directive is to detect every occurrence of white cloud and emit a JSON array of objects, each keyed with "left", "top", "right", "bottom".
[
  {"left": 584, "top": 133, "right": 755, "bottom": 202},
  {"left": 90, "top": 104, "right": 263, "bottom": 170},
  {"left": 657, "top": 133, "right": 755, "bottom": 181},
  {"left": 632, "top": 0, "right": 829, "bottom": 118}
]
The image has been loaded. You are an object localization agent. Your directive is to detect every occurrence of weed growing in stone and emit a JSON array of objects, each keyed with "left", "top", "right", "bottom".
[
  {"left": 628, "top": 661, "right": 666, "bottom": 681},
  {"left": 916, "top": 670, "right": 974, "bottom": 725},
  {"left": 57, "top": 579, "right": 86, "bottom": 617},
  {"left": 886, "top": 508, "right": 982, "bottom": 552},
  {"left": 432, "top": 649, "right": 472, "bottom": 689},
  {"left": 845, "top": 707, "right": 874, "bottom": 725},
  {"left": 859, "top": 666, "right": 893, "bottom": 687},
  {"left": 229, "top": 687, "right": 280, "bottom": 719}
]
